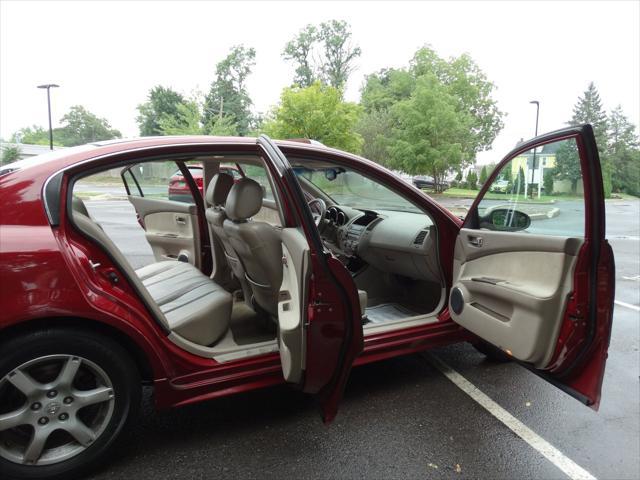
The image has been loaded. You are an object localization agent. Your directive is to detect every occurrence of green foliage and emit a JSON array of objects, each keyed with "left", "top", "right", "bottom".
[
  {"left": 607, "top": 105, "right": 639, "bottom": 196},
  {"left": 359, "top": 46, "right": 503, "bottom": 180},
  {"left": 568, "top": 82, "right": 610, "bottom": 196},
  {"left": 157, "top": 101, "right": 203, "bottom": 135},
  {"left": 479, "top": 165, "right": 488, "bottom": 185},
  {"left": 10, "top": 126, "right": 55, "bottom": 146},
  {"left": 283, "top": 25, "right": 319, "bottom": 87},
  {"left": 203, "top": 45, "right": 256, "bottom": 136},
  {"left": 554, "top": 140, "right": 581, "bottom": 194},
  {"left": 56, "top": 105, "right": 121, "bottom": 146},
  {"left": 465, "top": 170, "right": 478, "bottom": 190},
  {"left": 137, "top": 86, "right": 188, "bottom": 136},
  {"left": 318, "top": 20, "right": 362, "bottom": 89},
  {"left": 386, "top": 75, "right": 470, "bottom": 191},
  {"left": 543, "top": 168, "right": 554, "bottom": 194},
  {"left": 355, "top": 109, "right": 393, "bottom": 166},
  {"left": 515, "top": 166, "right": 526, "bottom": 193},
  {"left": 1, "top": 144, "right": 21, "bottom": 165},
  {"left": 282, "top": 20, "right": 361, "bottom": 89},
  {"left": 262, "top": 82, "right": 363, "bottom": 153}
]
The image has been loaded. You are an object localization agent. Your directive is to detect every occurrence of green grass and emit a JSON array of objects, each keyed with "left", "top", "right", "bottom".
[{"left": 432, "top": 187, "right": 582, "bottom": 203}]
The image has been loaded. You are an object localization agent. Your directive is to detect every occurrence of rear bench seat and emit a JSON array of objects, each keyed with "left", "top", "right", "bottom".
[
  {"left": 135, "top": 261, "right": 231, "bottom": 345},
  {"left": 71, "top": 197, "right": 232, "bottom": 346}
]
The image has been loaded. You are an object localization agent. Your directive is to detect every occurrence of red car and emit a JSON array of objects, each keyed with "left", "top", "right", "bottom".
[
  {"left": 0, "top": 127, "right": 614, "bottom": 480},
  {"left": 168, "top": 164, "right": 241, "bottom": 202}
]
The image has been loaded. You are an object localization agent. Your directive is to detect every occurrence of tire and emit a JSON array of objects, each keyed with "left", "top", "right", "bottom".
[
  {"left": 0, "top": 328, "right": 141, "bottom": 480},
  {"left": 472, "top": 340, "right": 512, "bottom": 363}
]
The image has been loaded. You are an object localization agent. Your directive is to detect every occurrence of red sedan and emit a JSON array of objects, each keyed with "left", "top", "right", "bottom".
[{"left": 0, "top": 127, "right": 614, "bottom": 480}]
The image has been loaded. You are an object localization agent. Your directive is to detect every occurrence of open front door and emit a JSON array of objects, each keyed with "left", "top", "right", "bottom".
[
  {"left": 259, "top": 135, "right": 364, "bottom": 423},
  {"left": 450, "top": 125, "right": 615, "bottom": 409}
]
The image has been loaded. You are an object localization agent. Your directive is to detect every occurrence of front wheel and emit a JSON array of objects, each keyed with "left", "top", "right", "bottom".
[{"left": 0, "top": 328, "right": 141, "bottom": 480}]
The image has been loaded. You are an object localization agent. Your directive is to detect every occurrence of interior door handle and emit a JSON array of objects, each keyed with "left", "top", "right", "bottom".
[
  {"left": 468, "top": 236, "right": 483, "bottom": 247},
  {"left": 175, "top": 216, "right": 186, "bottom": 225}
]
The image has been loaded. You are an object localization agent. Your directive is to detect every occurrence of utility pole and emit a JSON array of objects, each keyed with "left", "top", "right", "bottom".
[
  {"left": 529, "top": 100, "right": 540, "bottom": 198},
  {"left": 37, "top": 84, "right": 60, "bottom": 150}
]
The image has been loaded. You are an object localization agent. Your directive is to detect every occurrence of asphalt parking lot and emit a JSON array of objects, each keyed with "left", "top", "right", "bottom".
[{"left": 84, "top": 198, "right": 639, "bottom": 480}]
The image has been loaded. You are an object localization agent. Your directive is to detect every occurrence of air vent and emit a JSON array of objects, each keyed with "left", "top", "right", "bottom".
[{"left": 413, "top": 229, "right": 428, "bottom": 245}]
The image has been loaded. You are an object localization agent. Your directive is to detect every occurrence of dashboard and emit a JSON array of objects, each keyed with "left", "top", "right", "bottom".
[{"left": 321, "top": 205, "right": 441, "bottom": 283}]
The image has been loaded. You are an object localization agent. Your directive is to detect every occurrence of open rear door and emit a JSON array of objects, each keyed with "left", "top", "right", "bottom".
[
  {"left": 450, "top": 125, "right": 615, "bottom": 408},
  {"left": 258, "top": 135, "right": 364, "bottom": 423}
]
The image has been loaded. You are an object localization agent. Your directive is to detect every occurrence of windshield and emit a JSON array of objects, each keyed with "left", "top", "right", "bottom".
[{"left": 294, "top": 167, "right": 421, "bottom": 213}]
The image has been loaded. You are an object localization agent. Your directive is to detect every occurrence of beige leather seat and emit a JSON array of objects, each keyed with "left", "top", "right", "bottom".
[
  {"left": 71, "top": 198, "right": 231, "bottom": 346},
  {"left": 204, "top": 173, "right": 252, "bottom": 301},
  {"left": 135, "top": 261, "right": 232, "bottom": 345},
  {"left": 223, "top": 178, "right": 283, "bottom": 316}
]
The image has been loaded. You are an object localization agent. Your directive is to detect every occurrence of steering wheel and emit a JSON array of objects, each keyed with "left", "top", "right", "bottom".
[{"left": 307, "top": 198, "right": 327, "bottom": 227}]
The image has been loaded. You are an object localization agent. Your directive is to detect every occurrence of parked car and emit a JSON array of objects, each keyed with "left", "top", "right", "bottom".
[
  {"left": 168, "top": 164, "right": 240, "bottom": 202},
  {"left": 412, "top": 175, "right": 449, "bottom": 191},
  {"left": 0, "top": 126, "right": 614, "bottom": 480},
  {"left": 490, "top": 179, "right": 511, "bottom": 193}
]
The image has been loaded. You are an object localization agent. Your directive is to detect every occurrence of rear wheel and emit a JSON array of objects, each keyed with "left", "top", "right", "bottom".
[{"left": 0, "top": 329, "right": 140, "bottom": 480}]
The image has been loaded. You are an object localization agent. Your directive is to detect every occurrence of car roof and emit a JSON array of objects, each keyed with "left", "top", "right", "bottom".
[{"left": 0, "top": 136, "right": 328, "bottom": 179}]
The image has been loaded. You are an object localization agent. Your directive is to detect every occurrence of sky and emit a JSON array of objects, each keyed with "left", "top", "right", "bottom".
[{"left": 1, "top": 0, "right": 639, "bottom": 164}]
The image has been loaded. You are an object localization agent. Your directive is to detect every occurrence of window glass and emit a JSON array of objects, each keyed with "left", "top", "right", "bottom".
[
  {"left": 477, "top": 137, "right": 584, "bottom": 237},
  {"left": 125, "top": 160, "right": 195, "bottom": 203}
]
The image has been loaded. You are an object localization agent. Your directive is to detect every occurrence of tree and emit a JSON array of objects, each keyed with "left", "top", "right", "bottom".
[
  {"left": 282, "top": 20, "right": 361, "bottom": 89},
  {"left": 607, "top": 105, "right": 639, "bottom": 195},
  {"left": 1, "top": 144, "right": 20, "bottom": 165},
  {"left": 282, "top": 25, "right": 319, "bottom": 87},
  {"left": 157, "top": 99, "right": 239, "bottom": 137},
  {"left": 515, "top": 166, "right": 526, "bottom": 194},
  {"left": 137, "top": 86, "right": 188, "bottom": 136},
  {"left": 318, "top": 20, "right": 361, "bottom": 89},
  {"left": 262, "top": 82, "right": 363, "bottom": 153},
  {"left": 567, "top": 82, "right": 610, "bottom": 196},
  {"left": 10, "top": 126, "right": 54, "bottom": 146},
  {"left": 466, "top": 170, "right": 478, "bottom": 190},
  {"left": 554, "top": 140, "right": 581, "bottom": 194},
  {"left": 56, "top": 105, "right": 121, "bottom": 146},
  {"left": 386, "top": 75, "right": 471, "bottom": 192},
  {"left": 203, "top": 45, "right": 255, "bottom": 136},
  {"left": 355, "top": 109, "right": 393, "bottom": 166},
  {"left": 479, "top": 165, "right": 488, "bottom": 185},
  {"left": 359, "top": 46, "right": 503, "bottom": 179},
  {"left": 543, "top": 168, "right": 555, "bottom": 195}
]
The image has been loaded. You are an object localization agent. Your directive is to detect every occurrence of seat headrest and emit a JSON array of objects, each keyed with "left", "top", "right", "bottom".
[
  {"left": 71, "top": 195, "right": 90, "bottom": 217},
  {"left": 225, "top": 177, "right": 263, "bottom": 221},
  {"left": 205, "top": 172, "right": 235, "bottom": 206}
]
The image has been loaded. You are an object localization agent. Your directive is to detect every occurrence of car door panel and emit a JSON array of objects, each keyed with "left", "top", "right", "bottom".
[
  {"left": 258, "top": 135, "right": 364, "bottom": 423},
  {"left": 452, "top": 229, "right": 583, "bottom": 367},
  {"left": 127, "top": 195, "right": 201, "bottom": 267},
  {"left": 450, "top": 125, "right": 614, "bottom": 408}
]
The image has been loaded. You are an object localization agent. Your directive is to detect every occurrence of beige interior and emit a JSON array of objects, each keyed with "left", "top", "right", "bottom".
[
  {"left": 128, "top": 196, "right": 201, "bottom": 268},
  {"left": 451, "top": 228, "right": 583, "bottom": 368},
  {"left": 277, "top": 228, "right": 310, "bottom": 383}
]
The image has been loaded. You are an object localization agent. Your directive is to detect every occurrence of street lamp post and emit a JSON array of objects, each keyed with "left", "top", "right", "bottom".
[
  {"left": 529, "top": 100, "right": 540, "bottom": 198},
  {"left": 37, "top": 84, "right": 59, "bottom": 150}
]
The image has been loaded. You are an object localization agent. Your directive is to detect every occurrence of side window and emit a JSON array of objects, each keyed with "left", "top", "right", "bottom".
[
  {"left": 123, "top": 161, "right": 195, "bottom": 203},
  {"left": 477, "top": 137, "right": 584, "bottom": 237}
]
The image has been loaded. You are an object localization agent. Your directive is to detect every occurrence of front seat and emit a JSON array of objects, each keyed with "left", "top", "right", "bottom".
[
  {"left": 204, "top": 173, "right": 245, "bottom": 286},
  {"left": 223, "top": 177, "right": 283, "bottom": 317}
]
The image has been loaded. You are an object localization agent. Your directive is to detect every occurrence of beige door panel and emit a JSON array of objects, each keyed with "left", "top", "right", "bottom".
[
  {"left": 128, "top": 196, "right": 201, "bottom": 267},
  {"left": 452, "top": 229, "right": 582, "bottom": 368},
  {"left": 278, "top": 228, "right": 310, "bottom": 383}
]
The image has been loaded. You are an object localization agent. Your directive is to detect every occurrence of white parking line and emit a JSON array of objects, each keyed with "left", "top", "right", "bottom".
[
  {"left": 614, "top": 300, "right": 640, "bottom": 312},
  {"left": 424, "top": 352, "right": 597, "bottom": 480}
]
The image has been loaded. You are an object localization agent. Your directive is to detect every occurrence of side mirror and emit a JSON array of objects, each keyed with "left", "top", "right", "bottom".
[{"left": 481, "top": 208, "right": 531, "bottom": 232}]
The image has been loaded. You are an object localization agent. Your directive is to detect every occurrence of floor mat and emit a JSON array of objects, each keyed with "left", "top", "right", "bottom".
[{"left": 365, "top": 303, "right": 419, "bottom": 324}]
